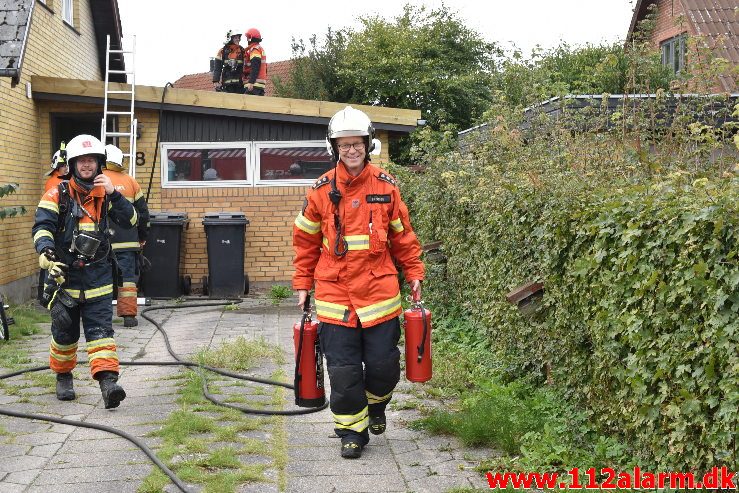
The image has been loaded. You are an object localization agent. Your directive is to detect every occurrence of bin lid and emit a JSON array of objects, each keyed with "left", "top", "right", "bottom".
[
  {"left": 149, "top": 212, "right": 189, "bottom": 225},
  {"left": 202, "top": 212, "right": 250, "bottom": 225}
]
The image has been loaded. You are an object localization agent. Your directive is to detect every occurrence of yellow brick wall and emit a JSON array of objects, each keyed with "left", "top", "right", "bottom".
[{"left": 0, "top": 1, "right": 101, "bottom": 288}]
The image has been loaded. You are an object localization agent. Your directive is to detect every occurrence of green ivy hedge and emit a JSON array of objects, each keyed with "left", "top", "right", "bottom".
[{"left": 394, "top": 115, "right": 739, "bottom": 470}]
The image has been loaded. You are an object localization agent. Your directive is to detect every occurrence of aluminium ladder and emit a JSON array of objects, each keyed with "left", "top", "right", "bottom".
[{"left": 101, "top": 35, "right": 138, "bottom": 177}]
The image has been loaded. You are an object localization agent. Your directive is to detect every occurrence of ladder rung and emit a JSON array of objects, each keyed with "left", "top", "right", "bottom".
[
  {"left": 108, "top": 70, "right": 134, "bottom": 74},
  {"left": 108, "top": 49, "right": 134, "bottom": 54},
  {"left": 105, "top": 132, "right": 132, "bottom": 137},
  {"left": 107, "top": 90, "right": 134, "bottom": 94},
  {"left": 106, "top": 111, "right": 134, "bottom": 115}
]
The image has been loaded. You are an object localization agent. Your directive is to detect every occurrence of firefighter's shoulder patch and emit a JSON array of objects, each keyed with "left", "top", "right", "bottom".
[
  {"left": 312, "top": 176, "right": 330, "bottom": 190},
  {"left": 376, "top": 172, "right": 397, "bottom": 187}
]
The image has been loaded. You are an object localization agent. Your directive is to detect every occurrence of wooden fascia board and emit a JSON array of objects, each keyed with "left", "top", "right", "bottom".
[{"left": 30, "top": 76, "right": 421, "bottom": 129}]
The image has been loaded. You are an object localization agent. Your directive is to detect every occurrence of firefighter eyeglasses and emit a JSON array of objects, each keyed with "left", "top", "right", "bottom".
[{"left": 337, "top": 143, "right": 366, "bottom": 152}]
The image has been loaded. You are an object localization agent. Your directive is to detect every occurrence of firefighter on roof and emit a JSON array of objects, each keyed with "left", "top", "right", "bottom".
[
  {"left": 243, "top": 28, "right": 267, "bottom": 96},
  {"left": 292, "top": 106, "right": 424, "bottom": 458},
  {"left": 213, "top": 29, "right": 246, "bottom": 94}
]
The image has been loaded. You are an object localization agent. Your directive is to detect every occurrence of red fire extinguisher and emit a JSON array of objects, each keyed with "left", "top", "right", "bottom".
[
  {"left": 403, "top": 290, "right": 432, "bottom": 383},
  {"left": 293, "top": 295, "right": 326, "bottom": 407}
]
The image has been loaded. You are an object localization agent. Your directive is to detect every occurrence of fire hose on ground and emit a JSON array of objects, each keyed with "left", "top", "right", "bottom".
[{"left": 0, "top": 301, "right": 328, "bottom": 493}]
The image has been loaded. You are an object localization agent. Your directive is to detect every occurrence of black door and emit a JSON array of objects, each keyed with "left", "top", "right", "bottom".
[{"left": 50, "top": 113, "right": 109, "bottom": 157}]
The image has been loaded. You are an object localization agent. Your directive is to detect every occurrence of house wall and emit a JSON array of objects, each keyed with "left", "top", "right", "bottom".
[{"left": 0, "top": 0, "right": 101, "bottom": 301}]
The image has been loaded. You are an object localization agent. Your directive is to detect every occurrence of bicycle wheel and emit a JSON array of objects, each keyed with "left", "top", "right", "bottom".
[{"left": 0, "top": 296, "right": 9, "bottom": 341}]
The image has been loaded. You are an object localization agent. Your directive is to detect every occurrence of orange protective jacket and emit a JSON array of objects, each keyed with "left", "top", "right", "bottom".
[
  {"left": 44, "top": 170, "right": 66, "bottom": 192},
  {"left": 293, "top": 161, "right": 424, "bottom": 328},
  {"left": 244, "top": 42, "right": 267, "bottom": 89}
]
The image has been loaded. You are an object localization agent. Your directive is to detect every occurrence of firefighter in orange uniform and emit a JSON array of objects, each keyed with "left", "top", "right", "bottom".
[
  {"left": 104, "top": 144, "right": 150, "bottom": 327},
  {"left": 293, "top": 106, "right": 424, "bottom": 458},
  {"left": 44, "top": 143, "right": 69, "bottom": 192},
  {"left": 32, "top": 134, "right": 135, "bottom": 408},
  {"left": 213, "top": 29, "right": 246, "bottom": 94},
  {"left": 243, "top": 28, "right": 267, "bottom": 96}
]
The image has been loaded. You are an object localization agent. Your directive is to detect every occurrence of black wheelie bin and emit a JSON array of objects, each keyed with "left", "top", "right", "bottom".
[
  {"left": 140, "top": 212, "right": 190, "bottom": 298},
  {"left": 202, "top": 212, "right": 250, "bottom": 298}
]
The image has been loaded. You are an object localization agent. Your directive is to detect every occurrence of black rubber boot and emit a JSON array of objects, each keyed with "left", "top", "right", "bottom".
[
  {"left": 123, "top": 316, "right": 138, "bottom": 327},
  {"left": 97, "top": 371, "right": 126, "bottom": 409},
  {"left": 55, "top": 372, "right": 75, "bottom": 401},
  {"left": 340, "top": 436, "right": 363, "bottom": 459},
  {"left": 369, "top": 412, "right": 386, "bottom": 435}
]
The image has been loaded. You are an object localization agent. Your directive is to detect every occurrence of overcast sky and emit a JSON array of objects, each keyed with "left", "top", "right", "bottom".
[{"left": 118, "top": 0, "right": 636, "bottom": 87}]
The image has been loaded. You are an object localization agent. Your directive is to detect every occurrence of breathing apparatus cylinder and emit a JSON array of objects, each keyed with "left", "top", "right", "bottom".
[
  {"left": 403, "top": 291, "right": 432, "bottom": 383},
  {"left": 293, "top": 295, "right": 325, "bottom": 407}
]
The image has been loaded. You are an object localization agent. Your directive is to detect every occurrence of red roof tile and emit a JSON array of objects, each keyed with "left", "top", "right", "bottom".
[{"left": 172, "top": 59, "right": 296, "bottom": 97}]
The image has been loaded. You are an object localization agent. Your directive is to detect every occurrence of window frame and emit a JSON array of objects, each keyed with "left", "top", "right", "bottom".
[
  {"left": 161, "top": 141, "right": 250, "bottom": 188},
  {"left": 253, "top": 140, "right": 330, "bottom": 188},
  {"left": 160, "top": 140, "right": 330, "bottom": 188},
  {"left": 660, "top": 34, "right": 687, "bottom": 74},
  {"left": 61, "top": 0, "right": 73, "bottom": 25}
]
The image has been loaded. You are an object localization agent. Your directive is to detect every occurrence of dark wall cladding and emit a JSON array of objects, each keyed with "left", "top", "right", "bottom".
[{"left": 160, "top": 112, "right": 327, "bottom": 142}]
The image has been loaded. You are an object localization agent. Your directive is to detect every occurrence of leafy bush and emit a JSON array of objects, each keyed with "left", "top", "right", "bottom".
[{"left": 397, "top": 90, "right": 739, "bottom": 470}]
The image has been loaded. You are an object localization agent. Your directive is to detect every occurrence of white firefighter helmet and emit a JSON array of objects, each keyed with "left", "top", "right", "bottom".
[
  {"left": 105, "top": 144, "right": 124, "bottom": 170},
  {"left": 45, "top": 147, "right": 67, "bottom": 176},
  {"left": 226, "top": 29, "right": 242, "bottom": 42},
  {"left": 325, "top": 106, "right": 376, "bottom": 160},
  {"left": 66, "top": 134, "right": 106, "bottom": 177}
]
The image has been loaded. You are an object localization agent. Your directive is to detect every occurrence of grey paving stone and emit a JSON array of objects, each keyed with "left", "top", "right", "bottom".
[
  {"left": 287, "top": 457, "right": 399, "bottom": 477},
  {"left": 13, "top": 431, "right": 68, "bottom": 446},
  {"left": 0, "top": 455, "right": 48, "bottom": 473},
  {"left": 0, "top": 482, "right": 25, "bottom": 493},
  {"left": 45, "top": 449, "right": 149, "bottom": 469},
  {"left": 57, "top": 437, "right": 134, "bottom": 454},
  {"left": 25, "top": 480, "right": 141, "bottom": 493},
  {"left": 406, "top": 474, "right": 477, "bottom": 492},
  {"left": 29, "top": 442, "right": 63, "bottom": 458},
  {"left": 3, "top": 468, "right": 41, "bottom": 485},
  {"left": 399, "top": 463, "right": 433, "bottom": 481},
  {"left": 387, "top": 438, "right": 420, "bottom": 454},
  {"left": 0, "top": 443, "right": 31, "bottom": 457},
  {"left": 32, "top": 463, "right": 152, "bottom": 484},
  {"left": 395, "top": 448, "right": 454, "bottom": 466},
  {"left": 238, "top": 482, "right": 279, "bottom": 493}
]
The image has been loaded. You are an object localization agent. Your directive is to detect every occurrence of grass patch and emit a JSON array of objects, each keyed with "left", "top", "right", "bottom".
[
  {"left": 8, "top": 303, "right": 49, "bottom": 337},
  {"left": 412, "top": 315, "right": 637, "bottom": 474},
  {"left": 413, "top": 381, "right": 551, "bottom": 454},
  {"left": 0, "top": 303, "right": 49, "bottom": 370},
  {"left": 197, "top": 336, "right": 284, "bottom": 371},
  {"left": 268, "top": 285, "right": 292, "bottom": 305},
  {"left": 138, "top": 338, "right": 287, "bottom": 493}
]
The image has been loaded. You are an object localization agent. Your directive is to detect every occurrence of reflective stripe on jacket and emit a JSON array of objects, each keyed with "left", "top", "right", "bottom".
[{"left": 293, "top": 162, "right": 424, "bottom": 328}]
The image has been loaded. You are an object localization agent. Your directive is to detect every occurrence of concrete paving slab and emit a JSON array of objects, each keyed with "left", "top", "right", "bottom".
[{"left": 2, "top": 468, "right": 41, "bottom": 485}]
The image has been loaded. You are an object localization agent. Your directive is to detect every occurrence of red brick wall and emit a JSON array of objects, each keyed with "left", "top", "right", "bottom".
[{"left": 650, "top": 0, "right": 694, "bottom": 47}]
